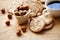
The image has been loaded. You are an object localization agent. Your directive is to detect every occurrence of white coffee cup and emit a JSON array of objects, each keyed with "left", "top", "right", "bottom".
[{"left": 43, "top": 0, "right": 60, "bottom": 17}]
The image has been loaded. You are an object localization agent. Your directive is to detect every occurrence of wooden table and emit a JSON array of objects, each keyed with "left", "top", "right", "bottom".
[
  {"left": 0, "top": 0, "right": 60, "bottom": 40},
  {"left": 19, "top": 18, "right": 60, "bottom": 40}
]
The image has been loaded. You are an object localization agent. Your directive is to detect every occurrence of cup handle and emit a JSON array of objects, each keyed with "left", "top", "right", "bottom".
[
  {"left": 42, "top": 9, "right": 47, "bottom": 14},
  {"left": 42, "top": 9, "right": 50, "bottom": 15}
]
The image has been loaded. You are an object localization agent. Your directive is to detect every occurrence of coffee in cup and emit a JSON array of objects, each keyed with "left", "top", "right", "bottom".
[{"left": 43, "top": 0, "right": 60, "bottom": 17}]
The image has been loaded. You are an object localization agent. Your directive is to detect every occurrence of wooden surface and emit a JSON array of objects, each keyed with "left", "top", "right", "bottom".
[
  {"left": 20, "top": 18, "right": 60, "bottom": 40},
  {"left": 0, "top": 0, "right": 60, "bottom": 40}
]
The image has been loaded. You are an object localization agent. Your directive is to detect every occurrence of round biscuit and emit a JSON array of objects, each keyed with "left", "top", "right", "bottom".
[{"left": 29, "top": 17, "right": 45, "bottom": 32}]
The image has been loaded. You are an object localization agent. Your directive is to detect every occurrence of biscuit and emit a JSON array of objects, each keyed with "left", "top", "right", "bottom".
[
  {"left": 42, "top": 12, "right": 53, "bottom": 25},
  {"left": 40, "top": 0, "right": 45, "bottom": 4},
  {"left": 23, "top": 0, "right": 43, "bottom": 17},
  {"left": 44, "top": 22, "right": 54, "bottom": 30},
  {"left": 29, "top": 16, "right": 45, "bottom": 32},
  {"left": 29, "top": 13, "right": 54, "bottom": 32}
]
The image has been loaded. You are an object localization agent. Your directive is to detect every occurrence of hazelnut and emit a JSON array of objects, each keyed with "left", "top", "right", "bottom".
[
  {"left": 19, "top": 10, "right": 27, "bottom": 16},
  {"left": 21, "top": 26, "right": 27, "bottom": 33},
  {"left": 14, "top": 5, "right": 29, "bottom": 16},
  {"left": 5, "top": 21, "right": 10, "bottom": 26},
  {"left": 17, "top": 6, "right": 29, "bottom": 11},
  {"left": 1, "top": 8, "right": 5, "bottom": 14},
  {"left": 16, "top": 30, "right": 21, "bottom": 36},
  {"left": 15, "top": 13, "right": 20, "bottom": 16},
  {"left": 8, "top": 15, "right": 12, "bottom": 20}
]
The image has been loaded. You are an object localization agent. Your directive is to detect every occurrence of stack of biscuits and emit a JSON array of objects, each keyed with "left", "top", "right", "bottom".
[
  {"left": 29, "top": 11, "right": 54, "bottom": 33},
  {"left": 26, "top": 0, "right": 54, "bottom": 33}
]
